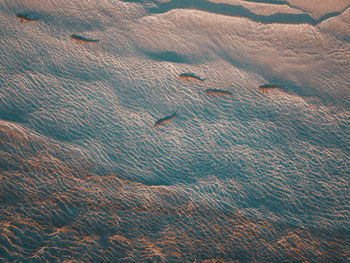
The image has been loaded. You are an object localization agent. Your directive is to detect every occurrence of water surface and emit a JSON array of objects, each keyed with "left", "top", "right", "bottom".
[{"left": 0, "top": 0, "right": 349, "bottom": 262}]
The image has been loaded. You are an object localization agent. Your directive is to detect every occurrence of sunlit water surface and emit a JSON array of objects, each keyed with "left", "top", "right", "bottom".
[{"left": 0, "top": 0, "right": 349, "bottom": 262}]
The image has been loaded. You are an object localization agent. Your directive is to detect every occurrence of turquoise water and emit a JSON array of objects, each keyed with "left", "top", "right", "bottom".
[{"left": 0, "top": 0, "right": 349, "bottom": 262}]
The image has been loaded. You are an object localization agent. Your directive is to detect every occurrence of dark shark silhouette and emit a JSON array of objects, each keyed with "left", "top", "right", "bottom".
[
  {"left": 16, "top": 13, "right": 39, "bottom": 23},
  {"left": 179, "top": 73, "right": 205, "bottom": 82},
  {"left": 154, "top": 113, "right": 177, "bottom": 126},
  {"left": 205, "top": 89, "right": 233, "bottom": 96},
  {"left": 258, "top": 84, "right": 283, "bottom": 94},
  {"left": 71, "top": 34, "right": 99, "bottom": 43}
]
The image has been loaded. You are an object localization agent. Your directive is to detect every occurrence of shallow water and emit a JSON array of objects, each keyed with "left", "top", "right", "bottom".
[{"left": 0, "top": 0, "right": 349, "bottom": 262}]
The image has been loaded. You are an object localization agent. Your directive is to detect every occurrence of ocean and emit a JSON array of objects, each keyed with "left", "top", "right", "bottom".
[{"left": 0, "top": 0, "right": 349, "bottom": 262}]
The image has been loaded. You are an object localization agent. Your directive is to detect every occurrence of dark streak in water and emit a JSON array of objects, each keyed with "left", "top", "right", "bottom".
[
  {"left": 244, "top": 0, "right": 288, "bottom": 4},
  {"left": 150, "top": 0, "right": 317, "bottom": 25},
  {"left": 154, "top": 112, "right": 177, "bottom": 126},
  {"left": 205, "top": 89, "right": 233, "bottom": 96},
  {"left": 121, "top": 0, "right": 147, "bottom": 2},
  {"left": 244, "top": 0, "right": 350, "bottom": 24},
  {"left": 317, "top": 6, "right": 350, "bottom": 22},
  {"left": 71, "top": 34, "right": 100, "bottom": 43}
]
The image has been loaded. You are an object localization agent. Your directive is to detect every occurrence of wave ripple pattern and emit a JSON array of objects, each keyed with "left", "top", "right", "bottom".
[{"left": 0, "top": 0, "right": 349, "bottom": 262}]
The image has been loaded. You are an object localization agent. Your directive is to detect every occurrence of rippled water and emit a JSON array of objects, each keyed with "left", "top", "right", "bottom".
[{"left": 0, "top": 0, "right": 349, "bottom": 262}]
